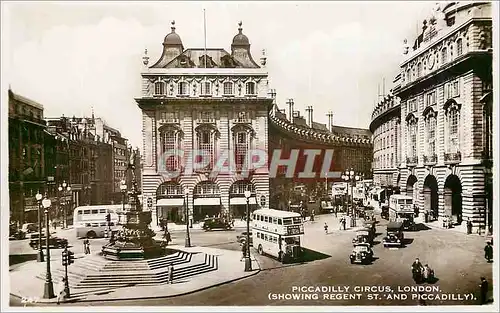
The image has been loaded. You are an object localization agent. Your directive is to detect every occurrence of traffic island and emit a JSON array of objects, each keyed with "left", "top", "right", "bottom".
[{"left": 9, "top": 246, "right": 260, "bottom": 305}]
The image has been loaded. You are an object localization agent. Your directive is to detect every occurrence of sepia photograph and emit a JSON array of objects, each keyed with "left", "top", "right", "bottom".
[{"left": 1, "top": 0, "right": 498, "bottom": 311}]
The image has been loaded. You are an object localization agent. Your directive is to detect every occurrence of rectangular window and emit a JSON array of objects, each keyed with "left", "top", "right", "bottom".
[
  {"left": 448, "top": 111, "right": 459, "bottom": 153},
  {"left": 245, "top": 82, "right": 256, "bottom": 95},
  {"left": 178, "top": 82, "right": 188, "bottom": 95},
  {"left": 452, "top": 80, "right": 460, "bottom": 97},
  {"left": 223, "top": 82, "right": 233, "bottom": 95},
  {"left": 83, "top": 210, "right": 91, "bottom": 215},
  {"left": 278, "top": 218, "right": 282, "bottom": 225},
  {"left": 202, "top": 82, "right": 212, "bottom": 96}
]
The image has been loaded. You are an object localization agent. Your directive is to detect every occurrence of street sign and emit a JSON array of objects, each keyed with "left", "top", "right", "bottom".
[{"left": 147, "top": 197, "right": 153, "bottom": 207}]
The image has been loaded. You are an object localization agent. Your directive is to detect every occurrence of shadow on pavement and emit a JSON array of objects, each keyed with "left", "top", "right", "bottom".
[
  {"left": 415, "top": 223, "right": 432, "bottom": 231},
  {"left": 301, "top": 247, "right": 331, "bottom": 262},
  {"left": 9, "top": 254, "right": 37, "bottom": 266},
  {"left": 403, "top": 238, "right": 414, "bottom": 246}
]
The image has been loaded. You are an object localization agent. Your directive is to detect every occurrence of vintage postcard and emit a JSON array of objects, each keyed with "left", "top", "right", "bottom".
[{"left": 1, "top": 1, "right": 498, "bottom": 311}]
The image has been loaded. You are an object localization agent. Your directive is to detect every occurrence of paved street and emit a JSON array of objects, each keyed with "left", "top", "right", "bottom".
[{"left": 11, "top": 212, "right": 493, "bottom": 307}]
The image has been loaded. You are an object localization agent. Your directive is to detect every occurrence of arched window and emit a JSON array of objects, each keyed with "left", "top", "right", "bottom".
[
  {"left": 223, "top": 82, "right": 234, "bottom": 95},
  {"left": 424, "top": 110, "right": 437, "bottom": 157},
  {"left": 406, "top": 115, "right": 418, "bottom": 159},
  {"left": 160, "top": 127, "right": 182, "bottom": 171},
  {"left": 233, "top": 126, "right": 253, "bottom": 170},
  {"left": 194, "top": 181, "right": 220, "bottom": 196},
  {"left": 417, "top": 62, "right": 422, "bottom": 78},
  {"left": 155, "top": 81, "right": 165, "bottom": 95},
  {"left": 178, "top": 81, "right": 188, "bottom": 96},
  {"left": 245, "top": 82, "right": 256, "bottom": 95},
  {"left": 230, "top": 180, "right": 255, "bottom": 194},
  {"left": 157, "top": 182, "right": 183, "bottom": 196},
  {"left": 196, "top": 126, "right": 218, "bottom": 170},
  {"left": 456, "top": 38, "right": 463, "bottom": 56},
  {"left": 445, "top": 100, "right": 460, "bottom": 153},
  {"left": 441, "top": 47, "right": 447, "bottom": 64}
]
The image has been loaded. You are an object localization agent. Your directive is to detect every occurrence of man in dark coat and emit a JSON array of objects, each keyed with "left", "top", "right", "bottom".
[
  {"left": 484, "top": 242, "right": 493, "bottom": 262},
  {"left": 479, "top": 277, "right": 489, "bottom": 304},
  {"left": 411, "top": 258, "right": 424, "bottom": 283},
  {"left": 466, "top": 218, "right": 473, "bottom": 235}
]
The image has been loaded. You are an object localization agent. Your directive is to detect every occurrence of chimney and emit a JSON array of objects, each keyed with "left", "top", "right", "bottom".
[
  {"left": 287, "top": 98, "right": 294, "bottom": 123},
  {"left": 327, "top": 111, "right": 334, "bottom": 132},
  {"left": 306, "top": 105, "right": 313, "bottom": 128}
]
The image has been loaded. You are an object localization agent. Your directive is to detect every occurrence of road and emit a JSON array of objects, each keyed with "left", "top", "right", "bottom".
[{"left": 10, "top": 213, "right": 493, "bottom": 306}]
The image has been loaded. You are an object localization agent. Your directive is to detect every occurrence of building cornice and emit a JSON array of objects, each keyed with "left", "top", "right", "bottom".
[{"left": 141, "top": 68, "right": 268, "bottom": 76}]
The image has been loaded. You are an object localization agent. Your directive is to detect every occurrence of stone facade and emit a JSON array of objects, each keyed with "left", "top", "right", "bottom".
[
  {"left": 137, "top": 22, "right": 272, "bottom": 225},
  {"left": 394, "top": 2, "right": 493, "bottom": 232}
]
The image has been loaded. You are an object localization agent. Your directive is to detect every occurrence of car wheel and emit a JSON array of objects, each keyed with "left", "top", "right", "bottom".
[
  {"left": 350, "top": 258, "right": 354, "bottom": 264},
  {"left": 258, "top": 244, "right": 263, "bottom": 255},
  {"left": 87, "top": 231, "right": 96, "bottom": 239}
]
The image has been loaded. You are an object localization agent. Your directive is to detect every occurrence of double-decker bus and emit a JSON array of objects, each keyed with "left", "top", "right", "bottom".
[
  {"left": 73, "top": 205, "right": 125, "bottom": 238},
  {"left": 388, "top": 195, "right": 415, "bottom": 230},
  {"left": 251, "top": 209, "right": 304, "bottom": 263}
]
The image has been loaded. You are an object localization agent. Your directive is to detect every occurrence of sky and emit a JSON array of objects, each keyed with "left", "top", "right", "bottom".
[{"left": 3, "top": 1, "right": 433, "bottom": 148}]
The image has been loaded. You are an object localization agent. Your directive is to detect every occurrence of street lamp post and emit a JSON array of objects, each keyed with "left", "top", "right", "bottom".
[
  {"left": 120, "top": 180, "right": 127, "bottom": 212},
  {"left": 184, "top": 189, "right": 191, "bottom": 247},
  {"left": 42, "top": 196, "right": 55, "bottom": 299},
  {"left": 35, "top": 192, "right": 44, "bottom": 262},
  {"left": 244, "top": 190, "right": 252, "bottom": 272},
  {"left": 342, "top": 169, "right": 361, "bottom": 227},
  {"left": 64, "top": 182, "right": 71, "bottom": 229},
  {"left": 58, "top": 185, "right": 62, "bottom": 227}
]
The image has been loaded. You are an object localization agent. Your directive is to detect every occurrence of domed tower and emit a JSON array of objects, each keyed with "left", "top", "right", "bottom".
[
  {"left": 231, "top": 21, "right": 259, "bottom": 68},
  {"left": 150, "top": 21, "right": 184, "bottom": 68}
]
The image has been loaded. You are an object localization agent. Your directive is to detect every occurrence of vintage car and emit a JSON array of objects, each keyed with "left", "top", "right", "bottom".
[
  {"left": 236, "top": 231, "right": 253, "bottom": 246},
  {"left": 363, "top": 220, "right": 377, "bottom": 235},
  {"left": 29, "top": 233, "right": 68, "bottom": 249},
  {"left": 352, "top": 229, "right": 373, "bottom": 246},
  {"left": 397, "top": 213, "right": 416, "bottom": 231},
  {"left": 9, "top": 224, "right": 26, "bottom": 240},
  {"left": 202, "top": 217, "right": 233, "bottom": 231},
  {"left": 350, "top": 243, "right": 374, "bottom": 264},
  {"left": 382, "top": 222, "right": 404, "bottom": 248}
]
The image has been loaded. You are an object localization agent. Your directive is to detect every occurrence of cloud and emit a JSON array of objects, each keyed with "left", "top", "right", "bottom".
[{"left": 6, "top": 2, "right": 433, "bottom": 146}]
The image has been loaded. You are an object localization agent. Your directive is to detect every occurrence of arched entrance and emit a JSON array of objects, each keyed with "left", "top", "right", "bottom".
[
  {"left": 423, "top": 175, "right": 438, "bottom": 220},
  {"left": 229, "top": 180, "right": 257, "bottom": 219},
  {"left": 406, "top": 175, "right": 418, "bottom": 202},
  {"left": 193, "top": 181, "right": 221, "bottom": 222},
  {"left": 156, "top": 181, "right": 184, "bottom": 224},
  {"left": 444, "top": 175, "right": 463, "bottom": 224}
]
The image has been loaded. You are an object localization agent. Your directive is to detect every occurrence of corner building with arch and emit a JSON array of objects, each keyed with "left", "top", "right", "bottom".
[
  {"left": 392, "top": 2, "right": 492, "bottom": 233},
  {"left": 136, "top": 22, "right": 272, "bottom": 225}
]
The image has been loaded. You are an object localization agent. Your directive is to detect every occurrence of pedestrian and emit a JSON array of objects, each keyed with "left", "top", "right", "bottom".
[
  {"left": 479, "top": 277, "right": 489, "bottom": 305},
  {"left": 422, "top": 264, "right": 434, "bottom": 283},
  {"left": 342, "top": 217, "right": 346, "bottom": 231},
  {"left": 324, "top": 222, "right": 329, "bottom": 234},
  {"left": 164, "top": 230, "right": 172, "bottom": 246},
  {"left": 467, "top": 218, "right": 473, "bottom": 235},
  {"left": 84, "top": 238, "right": 90, "bottom": 254},
  {"left": 241, "top": 242, "right": 247, "bottom": 261},
  {"left": 484, "top": 241, "right": 493, "bottom": 262},
  {"left": 411, "top": 258, "right": 424, "bottom": 283},
  {"left": 167, "top": 263, "right": 174, "bottom": 284},
  {"left": 56, "top": 277, "right": 67, "bottom": 305}
]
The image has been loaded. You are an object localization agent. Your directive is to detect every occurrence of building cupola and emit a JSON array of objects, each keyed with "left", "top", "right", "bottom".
[{"left": 150, "top": 20, "right": 184, "bottom": 68}]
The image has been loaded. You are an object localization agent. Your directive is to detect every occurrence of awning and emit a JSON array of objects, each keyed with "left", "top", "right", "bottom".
[
  {"left": 230, "top": 197, "right": 257, "bottom": 205},
  {"left": 157, "top": 198, "right": 184, "bottom": 207},
  {"left": 194, "top": 198, "right": 221, "bottom": 206}
]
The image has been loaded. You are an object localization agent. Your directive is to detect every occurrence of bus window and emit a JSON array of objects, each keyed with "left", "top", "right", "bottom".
[
  {"left": 283, "top": 218, "right": 292, "bottom": 225},
  {"left": 252, "top": 214, "right": 255, "bottom": 220},
  {"left": 264, "top": 234, "right": 268, "bottom": 241},
  {"left": 278, "top": 218, "right": 282, "bottom": 225},
  {"left": 257, "top": 232, "right": 260, "bottom": 239},
  {"left": 77, "top": 210, "right": 83, "bottom": 215},
  {"left": 99, "top": 209, "right": 106, "bottom": 214},
  {"left": 85, "top": 223, "right": 91, "bottom": 227},
  {"left": 272, "top": 217, "right": 277, "bottom": 224},
  {"left": 264, "top": 216, "right": 269, "bottom": 223},
  {"left": 91, "top": 223, "right": 99, "bottom": 227},
  {"left": 293, "top": 217, "right": 302, "bottom": 224},
  {"left": 83, "top": 210, "right": 91, "bottom": 215},
  {"left": 91, "top": 209, "right": 98, "bottom": 214},
  {"left": 100, "top": 222, "right": 107, "bottom": 227},
  {"left": 406, "top": 199, "right": 412, "bottom": 204}
]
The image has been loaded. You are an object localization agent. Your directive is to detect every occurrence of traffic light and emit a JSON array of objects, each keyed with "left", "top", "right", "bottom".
[
  {"left": 67, "top": 250, "right": 75, "bottom": 265},
  {"left": 106, "top": 213, "right": 111, "bottom": 223},
  {"left": 62, "top": 249, "right": 68, "bottom": 266}
]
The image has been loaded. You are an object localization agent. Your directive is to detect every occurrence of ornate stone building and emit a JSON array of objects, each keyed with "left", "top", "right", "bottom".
[
  {"left": 137, "top": 21, "right": 272, "bottom": 225},
  {"left": 269, "top": 100, "right": 372, "bottom": 210},
  {"left": 394, "top": 1, "right": 492, "bottom": 232},
  {"left": 369, "top": 90, "right": 402, "bottom": 203}
]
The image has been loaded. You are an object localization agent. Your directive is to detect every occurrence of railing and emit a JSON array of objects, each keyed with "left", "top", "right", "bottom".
[
  {"left": 423, "top": 154, "right": 437, "bottom": 165},
  {"left": 197, "top": 118, "right": 216, "bottom": 124},
  {"left": 444, "top": 152, "right": 461, "bottom": 164},
  {"left": 406, "top": 156, "right": 418, "bottom": 166},
  {"left": 233, "top": 118, "right": 251, "bottom": 124},
  {"left": 158, "top": 118, "right": 179, "bottom": 124}
]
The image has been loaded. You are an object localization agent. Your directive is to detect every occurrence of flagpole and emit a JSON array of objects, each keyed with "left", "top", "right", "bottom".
[{"left": 203, "top": 9, "right": 207, "bottom": 68}]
